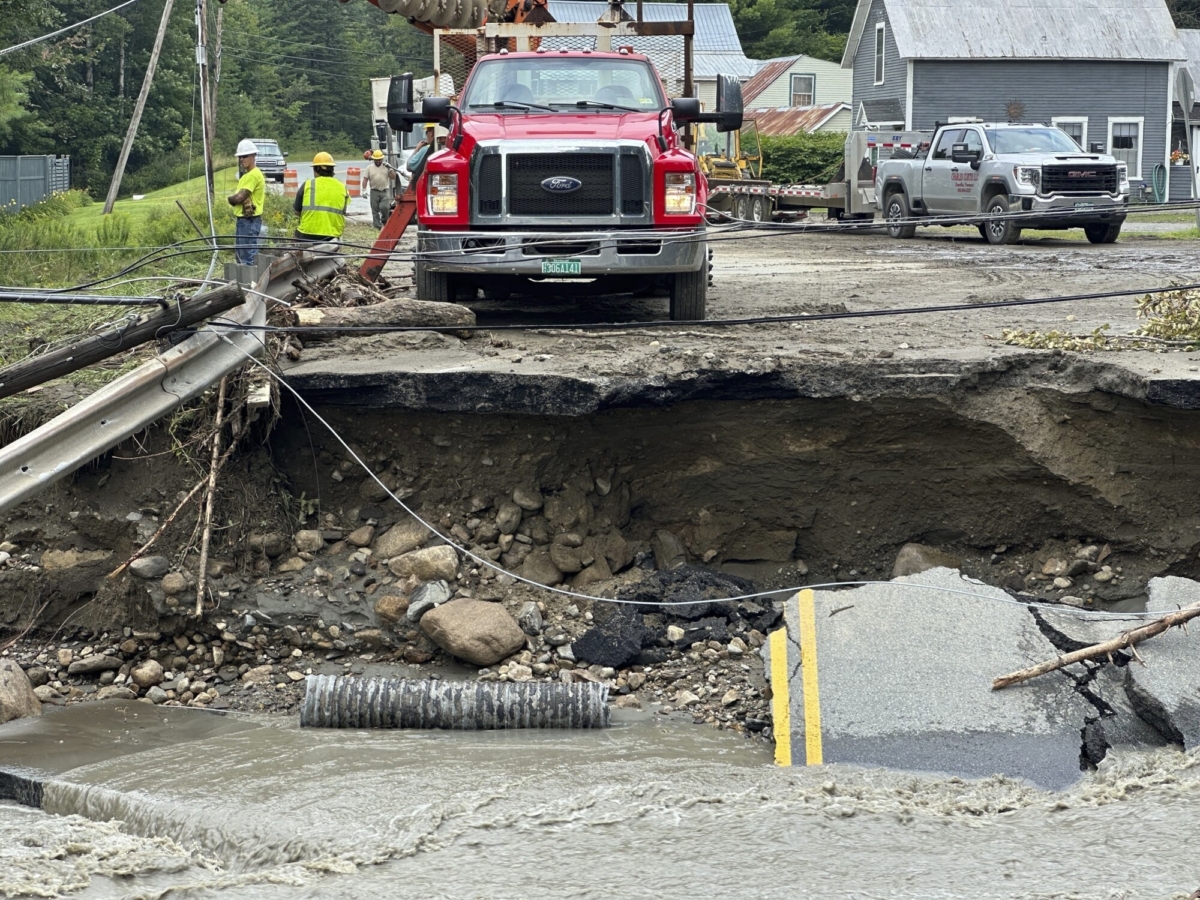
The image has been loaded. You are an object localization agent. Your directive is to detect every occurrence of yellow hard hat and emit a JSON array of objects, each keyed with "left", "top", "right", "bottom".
[
  {"left": 371, "top": 149, "right": 384, "bottom": 160},
  {"left": 312, "top": 151, "right": 335, "bottom": 166},
  {"left": 424, "top": 123, "right": 437, "bottom": 130}
]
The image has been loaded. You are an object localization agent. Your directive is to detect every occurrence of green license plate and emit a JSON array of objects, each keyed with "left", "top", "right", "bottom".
[{"left": 541, "top": 258, "right": 582, "bottom": 275}]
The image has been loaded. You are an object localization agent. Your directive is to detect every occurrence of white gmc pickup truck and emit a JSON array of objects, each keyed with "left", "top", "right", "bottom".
[{"left": 875, "top": 121, "right": 1131, "bottom": 244}]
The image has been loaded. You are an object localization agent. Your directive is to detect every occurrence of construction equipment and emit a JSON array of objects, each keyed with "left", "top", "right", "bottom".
[{"left": 699, "top": 118, "right": 774, "bottom": 222}]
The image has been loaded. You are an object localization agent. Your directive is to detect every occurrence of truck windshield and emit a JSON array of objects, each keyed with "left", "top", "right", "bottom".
[
  {"left": 984, "top": 127, "right": 1083, "bottom": 154},
  {"left": 462, "top": 57, "right": 664, "bottom": 112}
]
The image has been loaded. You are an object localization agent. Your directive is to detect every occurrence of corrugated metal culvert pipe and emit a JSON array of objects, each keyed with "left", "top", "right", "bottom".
[{"left": 301, "top": 675, "right": 611, "bottom": 729}]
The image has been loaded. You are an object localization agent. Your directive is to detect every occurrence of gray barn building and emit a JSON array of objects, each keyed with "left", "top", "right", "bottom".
[{"left": 841, "top": 0, "right": 1186, "bottom": 195}]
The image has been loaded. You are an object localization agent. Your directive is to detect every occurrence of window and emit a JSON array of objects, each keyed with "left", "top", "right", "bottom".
[
  {"left": 874, "top": 23, "right": 885, "bottom": 84},
  {"left": 1051, "top": 117, "right": 1088, "bottom": 150},
  {"left": 932, "top": 129, "right": 964, "bottom": 160},
  {"left": 461, "top": 57, "right": 665, "bottom": 111},
  {"left": 790, "top": 74, "right": 815, "bottom": 106},
  {"left": 1108, "top": 117, "right": 1143, "bottom": 179},
  {"left": 961, "top": 129, "right": 984, "bottom": 154}
]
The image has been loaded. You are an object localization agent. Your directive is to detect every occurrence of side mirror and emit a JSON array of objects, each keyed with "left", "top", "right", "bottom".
[
  {"left": 375, "top": 121, "right": 388, "bottom": 148},
  {"left": 420, "top": 96, "right": 453, "bottom": 126},
  {"left": 282, "top": 151, "right": 289, "bottom": 158},
  {"left": 671, "top": 97, "right": 702, "bottom": 124},
  {"left": 951, "top": 143, "right": 981, "bottom": 164},
  {"left": 386, "top": 73, "right": 415, "bottom": 130},
  {"left": 714, "top": 74, "right": 744, "bottom": 133}
]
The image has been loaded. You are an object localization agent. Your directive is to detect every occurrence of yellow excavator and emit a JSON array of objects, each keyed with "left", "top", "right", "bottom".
[{"left": 697, "top": 119, "right": 773, "bottom": 221}]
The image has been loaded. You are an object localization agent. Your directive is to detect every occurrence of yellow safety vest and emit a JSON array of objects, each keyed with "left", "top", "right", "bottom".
[{"left": 299, "top": 176, "right": 348, "bottom": 238}]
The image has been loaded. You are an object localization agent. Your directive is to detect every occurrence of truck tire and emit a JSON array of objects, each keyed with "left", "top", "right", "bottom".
[
  {"left": 885, "top": 192, "right": 916, "bottom": 239},
  {"left": 733, "top": 194, "right": 750, "bottom": 221},
  {"left": 415, "top": 261, "right": 454, "bottom": 303},
  {"left": 669, "top": 264, "right": 707, "bottom": 321},
  {"left": 1084, "top": 222, "right": 1122, "bottom": 244},
  {"left": 984, "top": 196, "right": 1022, "bottom": 245},
  {"left": 750, "top": 196, "right": 768, "bottom": 222}
]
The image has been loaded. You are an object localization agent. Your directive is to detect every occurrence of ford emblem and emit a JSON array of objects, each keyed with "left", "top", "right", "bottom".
[{"left": 541, "top": 176, "right": 582, "bottom": 193}]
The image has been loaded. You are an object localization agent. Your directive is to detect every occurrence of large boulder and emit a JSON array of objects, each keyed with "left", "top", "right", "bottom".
[
  {"left": 570, "top": 607, "right": 649, "bottom": 669},
  {"left": 388, "top": 545, "right": 458, "bottom": 581},
  {"left": 130, "top": 659, "right": 165, "bottom": 689},
  {"left": 420, "top": 599, "right": 526, "bottom": 666},
  {"left": 67, "top": 654, "right": 122, "bottom": 676},
  {"left": 517, "top": 547, "right": 563, "bottom": 587},
  {"left": 0, "top": 659, "right": 41, "bottom": 724},
  {"left": 375, "top": 519, "right": 429, "bottom": 560},
  {"left": 892, "top": 543, "right": 962, "bottom": 579}
]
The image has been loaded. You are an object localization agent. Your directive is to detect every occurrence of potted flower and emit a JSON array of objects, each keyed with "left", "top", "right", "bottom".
[{"left": 1171, "top": 148, "right": 1190, "bottom": 166}]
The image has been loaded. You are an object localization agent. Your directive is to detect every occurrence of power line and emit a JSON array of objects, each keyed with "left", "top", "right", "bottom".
[{"left": 0, "top": 0, "right": 144, "bottom": 58}]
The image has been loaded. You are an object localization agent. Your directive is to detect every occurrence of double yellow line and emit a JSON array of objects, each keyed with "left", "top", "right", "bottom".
[{"left": 768, "top": 588, "right": 823, "bottom": 767}]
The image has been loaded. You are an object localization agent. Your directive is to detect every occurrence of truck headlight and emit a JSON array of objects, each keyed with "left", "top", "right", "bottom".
[
  {"left": 664, "top": 172, "right": 696, "bottom": 215},
  {"left": 427, "top": 173, "right": 458, "bottom": 216},
  {"left": 1014, "top": 166, "right": 1040, "bottom": 189},
  {"left": 1116, "top": 162, "right": 1129, "bottom": 187}
]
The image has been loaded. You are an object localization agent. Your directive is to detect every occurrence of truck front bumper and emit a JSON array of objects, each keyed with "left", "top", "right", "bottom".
[
  {"left": 417, "top": 228, "right": 707, "bottom": 276},
  {"left": 1010, "top": 193, "right": 1128, "bottom": 228}
]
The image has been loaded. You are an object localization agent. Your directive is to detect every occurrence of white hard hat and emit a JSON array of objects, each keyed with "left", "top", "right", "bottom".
[{"left": 236, "top": 139, "right": 258, "bottom": 157}]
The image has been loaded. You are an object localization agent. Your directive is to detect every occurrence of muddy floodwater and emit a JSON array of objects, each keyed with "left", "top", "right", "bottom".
[{"left": 2, "top": 705, "right": 1198, "bottom": 899}]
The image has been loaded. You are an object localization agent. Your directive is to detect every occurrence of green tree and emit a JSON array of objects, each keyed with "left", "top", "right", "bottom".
[{"left": 730, "top": 0, "right": 847, "bottom": 61}]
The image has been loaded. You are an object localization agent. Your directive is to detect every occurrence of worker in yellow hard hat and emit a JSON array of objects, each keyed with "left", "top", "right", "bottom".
[
  {"left": 362, "top": 147, "right": 397, "bottom": 228},
  {"left": 293, "top": 151, "right": 349, "bottom": 243}
]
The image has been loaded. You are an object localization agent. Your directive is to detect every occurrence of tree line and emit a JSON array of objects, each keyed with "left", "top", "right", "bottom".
[{"left": 2, "top": 0, "right": 1199, "bottom": 194}]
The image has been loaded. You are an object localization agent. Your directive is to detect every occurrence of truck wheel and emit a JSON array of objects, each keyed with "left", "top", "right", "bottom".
[
  {"left": 1085, "top": 222, "right": 1122, "bottom": 244},
  {"left": 984, "top": 196, "right": 1022, "bottom": 245},
  {"left": 733, "top": 195, "right": 750, "bottom": 220},
  {"left": 750, "top": 196, "right": 768, "bottom": 222},
  {"left": 669, "top": 264, "right": 707, "bottom": 321},
  {"left": 885, "top": 192, "right": 916, "bottom": 239},
  {"left": 415, "top": 261, "right": 454, "bottom": 303}
]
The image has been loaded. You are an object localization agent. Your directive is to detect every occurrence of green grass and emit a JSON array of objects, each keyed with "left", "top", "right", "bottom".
[{"left": 65, "top": 166, "right": 242, "bottom": 231}]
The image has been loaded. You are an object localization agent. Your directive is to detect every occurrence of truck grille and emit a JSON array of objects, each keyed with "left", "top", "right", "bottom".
[
  {"left": 477, "top": 154, "right": 502, "bottom": 216},
  {"left": 1041, "top": 164, "right": 1118, "bottom": 194},
  {"left": 620, "top": 154, "right": 645, "bottom": 216},
  {"left": 509, "top": 153, "right": 614, "bottom": 216}
]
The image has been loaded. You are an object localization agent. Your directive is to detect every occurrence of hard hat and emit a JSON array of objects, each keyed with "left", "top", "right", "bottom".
[
  {"left": 371, "top": 149, "right": 384, "bottom": 160},
  {"left": 312, "top": 151, "right": 335, "bottom": 166},
  {"left": 424, "top": 123, "right": 437, "bottom": 130},
  {"left": 235, "top": 139, "right": 258, "bottom": 157}
]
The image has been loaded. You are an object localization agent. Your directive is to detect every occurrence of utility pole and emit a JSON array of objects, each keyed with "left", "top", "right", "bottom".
[
  {"left": 104, "top": 0, "right": 177, "bottom": 215},
  {"left": 210, "top": 5, "right": 223, "bottom": 124},
  {"left": 196, "top": 0, "right": 215, "bottom": 197}
]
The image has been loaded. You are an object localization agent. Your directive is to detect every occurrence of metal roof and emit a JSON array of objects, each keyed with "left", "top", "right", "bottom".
[
  {"left": 1180, "top": 27, "right": 1200, "bottom": 73},
  {"left": 741, "top": 57, "right": 800, "bottom": 104},
  {"left": 692, "top": 51, "right": 762, "bottom": 78},
  {"left": 545, "top": 1, "right": 745, "bottom": 52},
  {"left": 749, "top": 103, "right": 849, "bottom": 134},
  {"left": 842, "top": 0, "right": 1187, "bottom": 67}
]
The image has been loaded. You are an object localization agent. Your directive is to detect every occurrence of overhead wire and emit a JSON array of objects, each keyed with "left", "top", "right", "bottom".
[{"left": 0, "top": 0, "right": 143, "bottom": 57}]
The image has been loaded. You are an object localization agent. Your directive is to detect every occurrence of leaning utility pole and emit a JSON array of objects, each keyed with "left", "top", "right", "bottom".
[
  {"left": 196, "top": 0, "right": 215, "bottom": 197},
  {"left": 103, "top": 0, "right": 177, "bottom": 215}
]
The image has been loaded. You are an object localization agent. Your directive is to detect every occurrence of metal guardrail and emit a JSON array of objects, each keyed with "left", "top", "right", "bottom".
[{"left": 0, "top": 249, "right": 342, "bottom": 515}]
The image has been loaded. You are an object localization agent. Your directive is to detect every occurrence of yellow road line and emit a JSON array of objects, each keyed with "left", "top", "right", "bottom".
[
  {"left": 769, "top": 627, "right": 791, "bottom": 767},
  {"left": 797, "top": 588, "right": 824, "bottom": 765}
]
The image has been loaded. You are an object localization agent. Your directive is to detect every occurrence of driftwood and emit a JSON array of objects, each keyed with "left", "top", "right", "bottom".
[
  {"left": 195, "top": 376, "right": 230, "bottom": 617},
  {"left": 293, "top": 297, "right": 475, "bottom": 337},
  {"left": 992, "top": 602, "right": 1200, "bottom": 690}
]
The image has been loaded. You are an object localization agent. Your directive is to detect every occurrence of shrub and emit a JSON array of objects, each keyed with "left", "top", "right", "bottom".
[{"left": 759, "top": 132, "right": 848, "bottom": 185}]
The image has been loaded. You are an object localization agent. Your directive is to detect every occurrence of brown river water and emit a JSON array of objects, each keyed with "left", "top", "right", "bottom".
[{"left": 1, "top": 703, "right": 1198, "bottom": 900}]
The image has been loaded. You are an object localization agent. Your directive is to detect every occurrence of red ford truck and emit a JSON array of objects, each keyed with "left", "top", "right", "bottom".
[{"left": 388, "top": 50, "right": 743, "bottom": 320}]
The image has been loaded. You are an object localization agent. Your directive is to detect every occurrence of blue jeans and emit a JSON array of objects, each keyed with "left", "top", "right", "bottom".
[{"left": 235, "top": 216, "right": 262, "bottom": 266}]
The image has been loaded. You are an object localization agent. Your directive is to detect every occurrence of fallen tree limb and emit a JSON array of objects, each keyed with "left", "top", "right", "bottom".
[
  {"left": 992, "top": 602, "right": 1200, "bottom": 690},
  {"left": 293, "top": 297, "right": 475, "bottom": 338}
]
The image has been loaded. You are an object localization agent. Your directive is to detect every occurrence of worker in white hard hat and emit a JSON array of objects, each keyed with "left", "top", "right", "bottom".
[
  {"left": 362, "top": 148, "right": 396, "bottom": 228},
  {"left": 293, "top": 151, "right": 350, "bottom": 242},
  {"left": 227, "top": 139, "right": 266, "bottom": 266}
]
